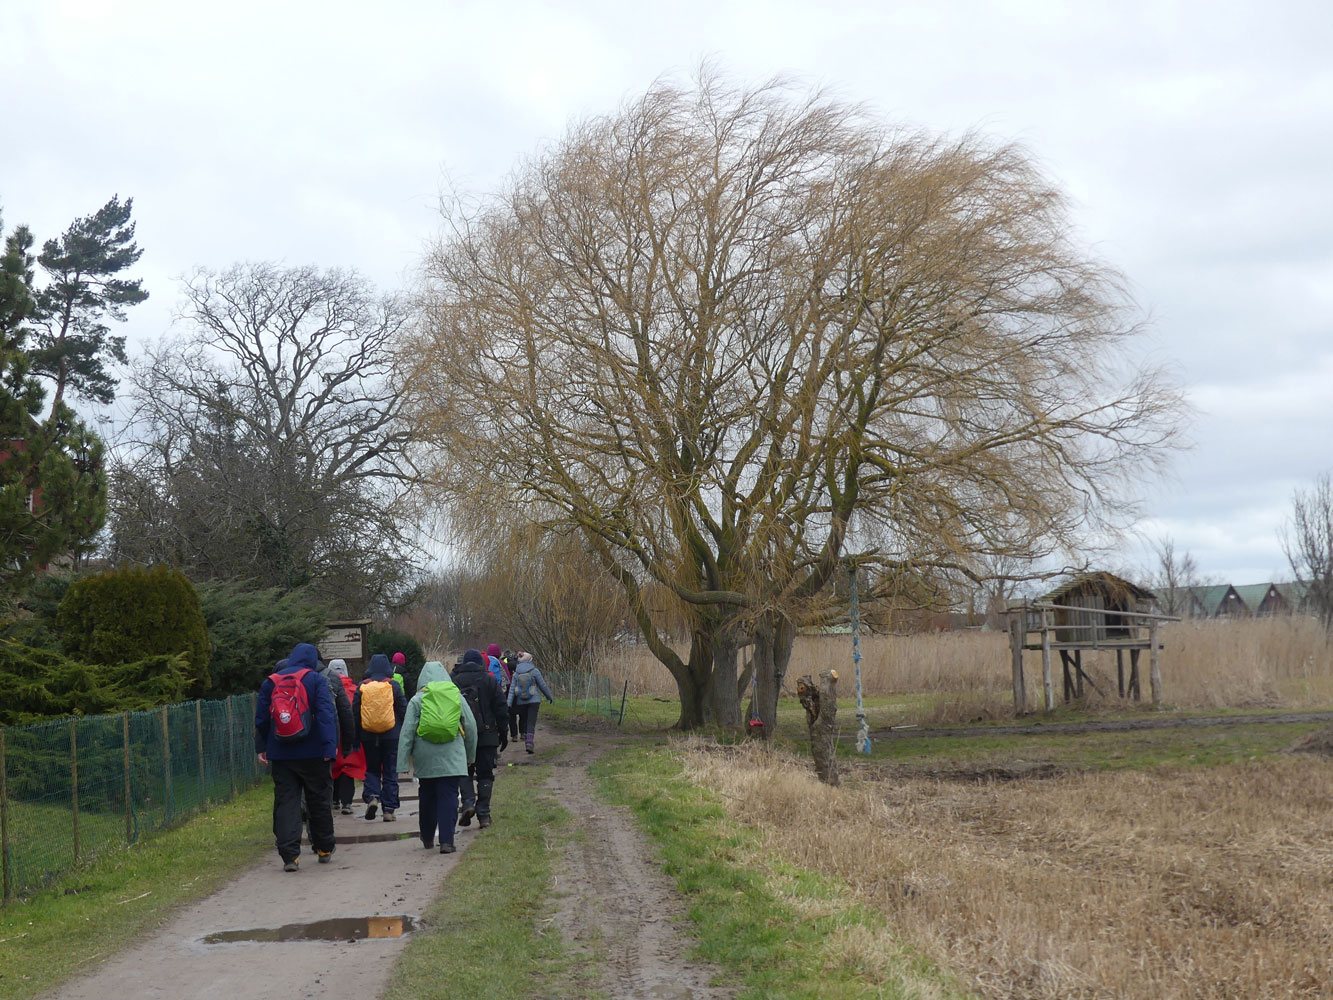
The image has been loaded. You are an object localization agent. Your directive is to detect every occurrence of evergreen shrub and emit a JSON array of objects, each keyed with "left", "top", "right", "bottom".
[
  {"left": 57, "top": 565, "right": 210, "bottom": 695},
  {"left": 196, "top": 580, "right": 327, "bottom": 694}
]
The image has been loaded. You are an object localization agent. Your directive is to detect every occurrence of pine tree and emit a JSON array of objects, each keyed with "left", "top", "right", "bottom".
[
  {"left": 0, "top": 214, "right": 107, "bottom": 602},
  {"left": 32, "top": 195, "right": 148, "bottom": 406}
]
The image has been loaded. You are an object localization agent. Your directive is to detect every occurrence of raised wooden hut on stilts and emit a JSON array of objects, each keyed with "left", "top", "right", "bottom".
[{"left": 1004, "top": 572, "right": 1179, "bottom": 715}]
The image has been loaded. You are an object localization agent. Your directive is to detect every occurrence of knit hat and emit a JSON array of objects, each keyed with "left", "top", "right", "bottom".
[
  {"left": 463, "top": 648, "right": 485, "bottom": 665},
  {"left": 391, "top": 651, "right": 406, "bottom": 665}
]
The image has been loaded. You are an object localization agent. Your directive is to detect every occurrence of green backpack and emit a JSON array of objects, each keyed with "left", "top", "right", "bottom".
[{"left": 417, "top": 680, "right": 463, "bottom": 744}]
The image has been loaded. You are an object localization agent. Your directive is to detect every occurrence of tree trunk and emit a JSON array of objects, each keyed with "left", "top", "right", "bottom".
[
  {"left": 709, "top": 628, "right": 742, "bottom": 729},
  {"left": 753, "top": 623, "right": 778, "bottom": 740},
  {"left": 797, "top": 670, "right": 839, "bottom": 786},
  {"left": 671, "top": 630, "right": 715, "bottom": 731}
]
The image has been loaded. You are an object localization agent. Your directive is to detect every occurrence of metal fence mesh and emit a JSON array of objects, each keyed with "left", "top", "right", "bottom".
[
  {"left": 1, "top": 694, "right": 262, "bottom": 901},
  {"left": 545, "top": 669, "right": 621, "bottom": 721}
]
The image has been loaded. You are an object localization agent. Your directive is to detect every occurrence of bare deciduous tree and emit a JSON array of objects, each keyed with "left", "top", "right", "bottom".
[
  {"left": 403, "top": 71, "right": 1183, "bottom": 730},
  {"left": 1284, "top": 473, "right": 1333, "bottom": 630},
  {"left": 107, "top": 263, "right": 420, "bottom": 614}
]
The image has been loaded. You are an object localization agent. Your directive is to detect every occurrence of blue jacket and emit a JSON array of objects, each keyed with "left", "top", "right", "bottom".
[
  {"left": 507, "top": 660, "right": 554, "bottom": 706},
  {"left": 255, "top": 642, "right": 338, "bottom": 760},
  {"left": 352, "top": 653, "right": 407, "bottom": 740}
]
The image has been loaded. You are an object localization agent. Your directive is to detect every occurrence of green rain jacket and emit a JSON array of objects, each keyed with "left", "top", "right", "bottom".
[{"left": 397, "top": 661, "right": 477, "bottom": 778}]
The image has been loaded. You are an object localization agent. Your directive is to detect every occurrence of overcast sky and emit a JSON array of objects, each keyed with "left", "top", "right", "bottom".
[{"left": 2, "top": 0, "right": 1329, "bottom": 584}]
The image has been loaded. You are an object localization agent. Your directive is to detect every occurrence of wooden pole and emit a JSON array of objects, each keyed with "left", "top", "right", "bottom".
[
  {"left": 1149, "top": 621, "right": 1163, "bottom": 706},
  {"left": 161, "top": 706, "right": 172, "bottom": 824},
  {"left": 70, "top": 719, "right": 80, "bottom": 865},
  {"left": 1, "top": 729, "right": 11, "bottom": 900},
  {"left": 1074, "top": 650, "right": 1085, "bottom": 698},
  {"left": 1040, "top": 613, "right": 1054, "bottom": 711},
  {"left": 195, "top": 701, "right": 206, "bottom": 806},
  {"left": 225, "top": 698, "right": 236, "bottom": 799},
  {"left": 123, "top": 713, "right": 132, "bottom": 844},
  {"left": 1009, "top": 616, "right": 1026, "bottom": 715},
  {"left": 1116, "top": 649, "right": 1125, "bottom": 698},
  {"left": 1130, "top": 649, "right": 1141, "bottom": 701},
  {"left": 1060, "top": 650, "right": 1074, "bottom": 703}
]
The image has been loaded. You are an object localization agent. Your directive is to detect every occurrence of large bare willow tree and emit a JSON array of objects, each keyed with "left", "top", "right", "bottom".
[{"left": 403, "top": 73, "right": 1182, "bottom": 730}]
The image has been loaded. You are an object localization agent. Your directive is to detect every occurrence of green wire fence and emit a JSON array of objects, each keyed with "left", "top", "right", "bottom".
[
  {"left": 543, "top": 669, "right": 622, "bottom": 722},
  {"left": 0, "top": 693, "right": 262, "bottom": 902}
]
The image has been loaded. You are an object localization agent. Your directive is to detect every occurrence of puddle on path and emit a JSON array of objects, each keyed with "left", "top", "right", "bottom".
[{"left": 204, "top": 915, "right": 417, "bottom": 944}]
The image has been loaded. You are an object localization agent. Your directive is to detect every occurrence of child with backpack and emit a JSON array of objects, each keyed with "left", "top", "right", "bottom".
[
  {"left": 327, "top": 660, "right": 366, "bottom": 813},
  {"left": 451, "top": 649, "right": 509, "bottom": 828},
  {"left": 507, "top": 651, "right": 554, "bottom": 754},
  {"left": 352, "top": 653, "right": 406, "bottom": 821},
  {"left": 397, "top": 660, "right": 477, "bottom": 853}
]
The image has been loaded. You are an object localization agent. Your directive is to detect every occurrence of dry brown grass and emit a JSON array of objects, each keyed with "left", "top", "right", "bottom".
[
  {"left": 605, "top": 618, "right": 1333, "bottom": 722},
  {"left": 679, "top": 741, "right": 1333, "bottom": 999}
]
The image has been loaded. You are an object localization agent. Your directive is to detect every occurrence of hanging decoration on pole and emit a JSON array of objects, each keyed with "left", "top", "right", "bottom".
[{"left": 849, "top": 562, "right": 871, "bottom": 754}]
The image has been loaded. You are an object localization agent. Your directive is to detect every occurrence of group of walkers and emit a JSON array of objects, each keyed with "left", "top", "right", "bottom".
[{"left": 254, "top": 640, "right": 554, "bottom": 871}]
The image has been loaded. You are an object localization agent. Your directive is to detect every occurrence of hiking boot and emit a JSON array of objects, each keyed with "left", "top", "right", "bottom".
[
  {"left": 525, "top": 744, "right": 534, "bottom": 754},
  {"left": 283, "top": 858, "right": 299, "bottom": 872},
  {"left": 317, "top": 849, "right": 334, "bottom": 864},
  {"left": 478, "top": 815, "right": 492, "bottom": 830},
  {"left": 382, "top": 810, "right": 396, "bottom": 822},
  {"left": 458, "top": 806, "right": 475, "bottom": 827},
  {"left": 339, "top": 806, "right": 354, "bottom": 815},
  {"left": 365, "top": 799, "right": 379, "bottom": 821},
  {"left": 422, "top": 839, "right": 434, "bottom": 849},
  {"left": 439, "top": 843, "right": 457, "bottom": 854}
]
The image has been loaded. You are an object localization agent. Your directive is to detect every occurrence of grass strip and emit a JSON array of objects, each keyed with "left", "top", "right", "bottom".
[
  {"left": 0, "top": 786, "right": 270, "bottom": 1000},
  {"left": 383, "top": 759, "right": 593, "bottom": 1000},
  {"left": 591, "top": 744, "right": 972, "bottom": 1000}
]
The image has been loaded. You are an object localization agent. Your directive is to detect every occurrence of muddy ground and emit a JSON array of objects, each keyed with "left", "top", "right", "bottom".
[{"left": 45, "top": 734, "right": 731, "bottom": 1000}]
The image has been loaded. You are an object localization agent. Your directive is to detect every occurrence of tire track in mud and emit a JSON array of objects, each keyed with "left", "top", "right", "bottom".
[
  {"left": 544, "top": 734, "right": 733, "bottom": 1000},
  {"left": 862, "top": 710, "right": 1333, "bottom": 741}
]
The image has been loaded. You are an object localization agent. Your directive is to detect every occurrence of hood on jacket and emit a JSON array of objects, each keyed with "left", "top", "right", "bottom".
[
  {"left": 417, "top": 660, "right": 449, "bottom": 688},
  {"left": 485, "top": 643, "right": 503, "bottom": 660},
  {"left": 391, "top": 652, "right": 406, "bottom": 666},
  {"left": 365, "top": 653, "right": 393, "bottom": 680},
  {"left": 328, "top": 659, "right": 348, "bottom": 678},
  {"left": 288, "top": 643, "right": 319, "bottom": 671},
  {"left": 462, "top": 648, "right": 485, "bottom": 666}
]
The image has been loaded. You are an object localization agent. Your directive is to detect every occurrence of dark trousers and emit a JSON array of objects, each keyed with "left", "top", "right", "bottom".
[
  {"left": 516, "top": 702, "right": 540, "bottom": 737},
  {"left": 418, "top": 775, "right": 462, "bottom": 848},
  {"left": 333, "top": 773, "right": 355, "bottom": 809},
  {"left": 272, "top": 757, "right": 334, "bottom": 862},
  {"left": 508, "top": 704, "right": 522, "bottom": 740},
  {"left": 362, "top": 733, "right": 400, "bottom": 811},
  {"left": 460, "top": 744, "right": 498, "bottom": 817}
]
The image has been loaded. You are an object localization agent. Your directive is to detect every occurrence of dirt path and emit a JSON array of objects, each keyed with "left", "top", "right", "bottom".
[
  {"left": 46, "top": 783, "right": 473, "bottom": 1000},
  {"left": 543, "top": 731, "right": 733, "bottom": 1000},
  {"left": 863, "top": 709, "right": 1333, "bottom": 741}
]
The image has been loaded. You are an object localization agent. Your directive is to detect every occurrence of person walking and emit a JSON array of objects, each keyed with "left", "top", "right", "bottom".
[
  {"left": 451, "top": 649, "right": 508, "bottom": 829},
  {"left": 507, "top": 650, "right": 554, "bottom": 754},
  {"left": 398, "top": 660, "right": 477, "bottom": 853},
  {"left": 326, "top": 659, "right": 366, "bottom": 813},
  {"left": 502, "top": 650, "right": 522, "bottom": 740},
  {"left": 353, "top": 652, "right": 406, "bottom": 821},
  {"left": 255, "top": 642, "right": 338, "bottom": 872}
]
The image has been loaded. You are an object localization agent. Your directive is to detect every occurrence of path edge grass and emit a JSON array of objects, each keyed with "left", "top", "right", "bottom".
[
  {"left": 383, "top": 758, "right": 595, "bottom": 1000},
  {"left": 592, "top": 742, "right": 974, "bottom": 1000},
  {"left": 0, "top": 786, "right": 271, "bottom": 1000}
]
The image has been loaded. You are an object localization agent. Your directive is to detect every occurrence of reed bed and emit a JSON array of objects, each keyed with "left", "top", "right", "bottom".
[
  {"left": 680, "top": 741, "right": 1333, "bottom": 1000},
  {"left": 603, "top": 618, "right": 1333, "bottom": 722}
]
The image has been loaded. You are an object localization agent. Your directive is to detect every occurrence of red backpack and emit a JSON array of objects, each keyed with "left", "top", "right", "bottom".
[{"left": 269, "top": 668, "right": 313, "bottom": 742}]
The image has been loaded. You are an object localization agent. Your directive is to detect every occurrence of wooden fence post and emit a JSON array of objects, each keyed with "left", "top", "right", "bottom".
[
  {"left": 1, "top": 728, "right": 11, "bottom": 900},
  {"left": 70, "top": 718, "right": 80, "bottom": 865},
  {"left": 195, "top": 701, "right": 206, "bottom": 806},
  {"left": 1149, "top": 621, "right": 1163, "bottom": 706},
  {"left": 123, "top": 713, "right": 132, "bottom": 844},
  {"left": 1040, "top": 612, "right": 1054, "bottom": 711},
  {"left": 225, "top": 698, "right": 236, "bottom": 799},
  {"left": 161, "top": 706, "right": 172, "bottom": 824}
]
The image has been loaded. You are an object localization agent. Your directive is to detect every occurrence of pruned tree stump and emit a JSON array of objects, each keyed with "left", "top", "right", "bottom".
[{"left": 796, "top": 669, "right": 839, "bottom": 786}]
